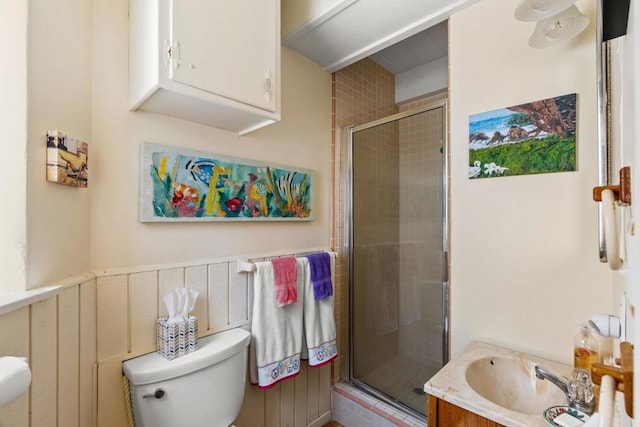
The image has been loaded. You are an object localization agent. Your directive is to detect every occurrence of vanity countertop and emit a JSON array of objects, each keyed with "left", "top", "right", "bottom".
[{"left": 424, "top": 341, "right": 576, "bottom": 427}]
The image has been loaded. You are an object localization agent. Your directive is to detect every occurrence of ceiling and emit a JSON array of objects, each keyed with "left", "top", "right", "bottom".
[
  {"left": 370, "top": 21, "right": 448, "bottom": 75},
  {"left": 282, "top": 0, "right": 479, "bottom": 73}
]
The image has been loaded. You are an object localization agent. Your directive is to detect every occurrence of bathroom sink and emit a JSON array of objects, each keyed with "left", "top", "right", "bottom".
[
  {"left": 424, "top": 341, "right": 574, "bottom": 427},
  {"left": 465, "top": 357, "right": 567, "bottom": 415}
]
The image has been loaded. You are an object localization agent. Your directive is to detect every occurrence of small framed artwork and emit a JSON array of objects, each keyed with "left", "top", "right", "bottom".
[
  {"left": 468, "top": 93, "right": 577, "bottom": 179},
  {"left": 46, "top": 130, "right": 88, "bottom": 187},
  {"left": 139, "top": 142, "right": 314, "bottom": 222}
]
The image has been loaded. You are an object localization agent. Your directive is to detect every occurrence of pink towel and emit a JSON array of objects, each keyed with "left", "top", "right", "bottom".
[{"left": 271, "top": 257, "right": 298, "bottom": 307}]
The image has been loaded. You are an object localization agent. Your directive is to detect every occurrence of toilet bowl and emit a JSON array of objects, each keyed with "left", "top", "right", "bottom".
[{"left": 123, "top": 328, "right": 250, "bottom": 427}]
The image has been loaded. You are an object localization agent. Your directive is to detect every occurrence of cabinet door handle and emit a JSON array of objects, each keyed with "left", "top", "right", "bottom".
[
  {"left": 174, "top": 41, "right": 195, "bottom": 70},
  {"left": 164, "top": 39, "right": 195, "bottom": 70},
  {"left": 264, "top": 69, "right": 274, "bottom": 103},
  {"left": 163, "top": 39, "right": 172, "bottom": 69}
]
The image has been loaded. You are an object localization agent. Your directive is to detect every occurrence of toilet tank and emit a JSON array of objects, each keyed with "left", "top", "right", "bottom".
[{"left": 123, "top": 328, "right": 251, "bottom": 427}]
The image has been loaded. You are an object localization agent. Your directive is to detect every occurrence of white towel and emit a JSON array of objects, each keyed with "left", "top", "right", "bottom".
[
  {"left": 250, "top": 260, "right": 304, "bottom": 389},
  {"left": 301, "top": 253, "right": 338, "bottom": 367}
]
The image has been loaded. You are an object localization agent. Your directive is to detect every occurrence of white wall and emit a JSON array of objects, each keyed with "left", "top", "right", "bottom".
[
  {"left": 449, "top": 0, "right": 613, "bottom": 364},
  {"left": 395, "top": 56, "right": 448, "bottom": 103},
  {"left": 3, "top": 0, "right": 331, "bottom": 288},
  {"left": 90, "top": 0, "right": 332, "bottom": 271},
  {"left": 619, "top": 0, "right": 640, "bottom": 418},
  {"left": 26, "top": 0, "right": 92, "bottom": 288},
  {"left": 0, "top": 0, "right": 28, "bottom": 292}
]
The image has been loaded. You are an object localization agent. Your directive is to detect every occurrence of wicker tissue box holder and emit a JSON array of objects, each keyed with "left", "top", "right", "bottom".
[{"left": 157, "top": 315, "right": 198, "bottom": 360}]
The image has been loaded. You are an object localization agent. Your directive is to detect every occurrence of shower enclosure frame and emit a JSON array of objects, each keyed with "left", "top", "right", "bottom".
[{"left": 345, "top": 100, "right": 450, "bottom": 420}]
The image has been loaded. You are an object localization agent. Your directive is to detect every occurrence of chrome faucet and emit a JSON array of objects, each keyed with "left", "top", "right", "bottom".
[{"left": 534, "top": 365, "right": 595, "bottom": 415}]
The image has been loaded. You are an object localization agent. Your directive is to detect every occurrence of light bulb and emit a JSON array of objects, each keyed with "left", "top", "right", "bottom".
[{"left": 544, "top": 20, "right": 567, "bottom": 40}]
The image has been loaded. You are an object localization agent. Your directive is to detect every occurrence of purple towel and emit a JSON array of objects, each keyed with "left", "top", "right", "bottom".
[{"left": 307, "top": 252, "right": 333, "bottom": 300}]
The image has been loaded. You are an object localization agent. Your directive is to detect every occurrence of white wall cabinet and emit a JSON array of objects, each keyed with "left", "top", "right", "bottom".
[{"left": 129, "top": 0, "right": 281, "bottom": 135}]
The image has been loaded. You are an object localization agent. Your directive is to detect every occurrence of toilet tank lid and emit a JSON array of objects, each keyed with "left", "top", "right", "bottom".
[{"left": 123, "top": 328, "right": 250, "bottom": 386}]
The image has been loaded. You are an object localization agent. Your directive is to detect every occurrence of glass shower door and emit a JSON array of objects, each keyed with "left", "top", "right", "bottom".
[{"left": 349, "top": 103, "right": 448, "bottom": 417}]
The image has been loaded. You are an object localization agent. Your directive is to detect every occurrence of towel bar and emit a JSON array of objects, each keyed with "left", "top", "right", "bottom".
[
  {"left": 236, "top": 251, "right": 336, "bottom": 274},
  {"left": 237, "top": 259, "right": 256, "bottom": 273}
]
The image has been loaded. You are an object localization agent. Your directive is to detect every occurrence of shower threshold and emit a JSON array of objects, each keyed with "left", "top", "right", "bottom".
[{"left": 334, "top": 382, "right": 427, "bottom": 427}]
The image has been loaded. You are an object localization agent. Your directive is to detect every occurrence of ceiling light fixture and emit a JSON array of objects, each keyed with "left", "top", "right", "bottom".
[
  {"left": 529, "top": 5, "right": 590, "bottom": 48},
  {"left": 514, "top": 0, "right": 589, "bottom": 48},
  {"left": 514, "top": 0, "right": 576, "bottom": 21}
]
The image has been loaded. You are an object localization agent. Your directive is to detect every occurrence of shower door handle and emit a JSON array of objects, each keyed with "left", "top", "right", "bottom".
[{"left": 442, "top": 251, "right": 449, "bottom": 283}]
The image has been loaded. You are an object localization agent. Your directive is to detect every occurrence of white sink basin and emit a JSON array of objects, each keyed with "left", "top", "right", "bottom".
[
  {"left": 424, "top": 342, "right": 573, "bottom": 427},
  {"left": 465, "top": 357, "right": 567, "bottom": 415}
]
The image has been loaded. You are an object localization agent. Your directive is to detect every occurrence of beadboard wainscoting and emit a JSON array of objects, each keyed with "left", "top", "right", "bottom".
[
  {"left": 96, "top": 251, "right": 333, "bottom": 427},
  {"left": 0, "top": 249, "right": 333, "bottom": 427},
  {"left": 0, "top": 276, "right": 97, "bottom": 427}
]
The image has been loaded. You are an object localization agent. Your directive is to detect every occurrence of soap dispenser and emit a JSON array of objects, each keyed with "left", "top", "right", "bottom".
[{"left": 573, "top": 323, "right": 599, "bottom": 371}]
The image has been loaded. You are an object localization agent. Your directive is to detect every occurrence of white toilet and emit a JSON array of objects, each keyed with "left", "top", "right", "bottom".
[{"left": 123, "top": 328, "right": 251, "bottom": 427}]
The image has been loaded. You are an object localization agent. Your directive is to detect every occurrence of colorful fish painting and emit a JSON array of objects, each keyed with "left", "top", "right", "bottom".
[{"left": 139, "top": 143, "right": 314, "bottom": 222}]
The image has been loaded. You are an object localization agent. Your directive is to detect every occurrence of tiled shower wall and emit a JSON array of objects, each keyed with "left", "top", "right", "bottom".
[
  {"left": 331, "top": 59, "right": 399, "bottom": 381},
  {"left": 398, "top": 92, "right": 448, "bottom": 368},
  {"left": 352, "top": 118, "right": 400, "bottom": 376},
  {"left": 332, "top": 57, "right": 450, "bottom": 379},
  {"left": 331, "top": 57, "right": 448, "bottom": 421}
]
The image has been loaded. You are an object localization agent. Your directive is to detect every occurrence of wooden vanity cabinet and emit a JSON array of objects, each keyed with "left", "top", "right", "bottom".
[{"left": 428, "top": 395, "right": 504, "bottom": 427}]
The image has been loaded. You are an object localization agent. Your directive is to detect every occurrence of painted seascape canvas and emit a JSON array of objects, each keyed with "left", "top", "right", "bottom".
[
  {"left": 468, "top": 93, "right": 577, "bottom": 179},
  {"left": 140, "top": 143, "right": 314, "bottom": 222}
]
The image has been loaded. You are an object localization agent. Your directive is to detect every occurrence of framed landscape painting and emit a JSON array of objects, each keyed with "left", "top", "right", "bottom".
[
  {"left": 140, "top": 143, "right": 314, "bottom": 222},
  {"left": 468, "top": 93, "right": 577, "bottom": 179}
]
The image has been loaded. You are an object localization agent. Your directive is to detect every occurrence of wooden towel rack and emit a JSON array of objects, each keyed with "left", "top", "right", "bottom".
[{"left": 591, "top": 341, "right": 634, "bottom": 418}]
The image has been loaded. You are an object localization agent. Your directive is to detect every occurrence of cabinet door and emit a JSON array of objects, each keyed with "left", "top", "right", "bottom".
[
  {"left": 170, "top": 0, "right": 277, "bottom": 112},
  {"left": 429, "top": 396, "right": 504, "bottom": 427}
]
